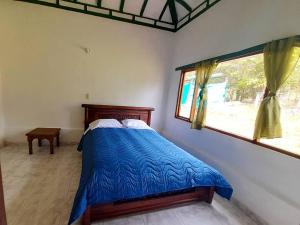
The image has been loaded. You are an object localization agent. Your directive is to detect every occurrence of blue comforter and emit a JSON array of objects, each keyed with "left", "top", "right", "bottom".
[{"left": 69, "top": 128, "right": 233, "bottom": 224}]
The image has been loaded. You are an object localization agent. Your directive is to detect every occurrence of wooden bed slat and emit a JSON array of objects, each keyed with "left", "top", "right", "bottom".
[{"left": 82, "top": 187, "right": 214, "bottom": 224}]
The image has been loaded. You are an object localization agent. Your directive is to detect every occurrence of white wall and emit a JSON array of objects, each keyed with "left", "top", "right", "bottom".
[
  {"left": 0, "top": 0, "right": 174, "bottom": 143},
  {"left": 1, "top": 0, "right": 300, "bottom": 223},
  {"left": 0, "top": 71, "right": 4, "bottom": 147},
  {"left": 162, "top": 0, "right": 300, "bottom": 225}
]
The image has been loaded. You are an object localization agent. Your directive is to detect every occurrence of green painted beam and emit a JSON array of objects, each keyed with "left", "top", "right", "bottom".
[
  {"left": 119, "top": 0, "right": 125, "bottom": 12},
  {"left": 176, "top": 44, "right": 264, "bottom": 71},
  {"left": 97, "top": 0, "right": 101, "bottom": 7},
  {"left": 206, "top": 0, "right": 210, "bottom": 7},
  {"left": 159, "top": 1, "right": 169, "bottom": 21},
  {"left": 140, "top": 0, "right": 148, "bottom": 16},
  {"left": 168, "top": 0, "right": 178, "bottom": 24},
  {"left": 62, "top": 0, "right": 173, "bottom": 25},
  {"left": 175, "top": 0, "right": 192, "bottom": 12}
]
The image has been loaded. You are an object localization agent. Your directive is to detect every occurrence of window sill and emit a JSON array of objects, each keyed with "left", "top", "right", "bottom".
[{"left": 175, "top": 116, "right": 300, "bottom": 160}]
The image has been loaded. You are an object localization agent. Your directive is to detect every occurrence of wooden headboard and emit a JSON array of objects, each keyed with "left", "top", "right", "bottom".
[{"left": 82, "top": 104, "right": 155, "bottom": 129}]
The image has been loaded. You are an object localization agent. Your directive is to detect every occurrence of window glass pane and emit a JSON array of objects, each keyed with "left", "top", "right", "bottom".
[
  {"left": 179, "top": 71, "right": 196, "bottom": 118},
  {"left": 205, "top": 54, "right": 265, "bottom": 139},
  {"left": 260, "top": 52, "right": 300, "bottom": 155}
]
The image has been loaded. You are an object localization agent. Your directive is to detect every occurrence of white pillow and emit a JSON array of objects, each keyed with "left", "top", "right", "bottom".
[
  {"left": 89, "top": 119, "right": 123, "bottom": 129},
  {"left": 122, "top": 119, "right": 152, "bottom": 130},
  {"left": 84, "top": 119, "right": 123, "bottom": 134}
]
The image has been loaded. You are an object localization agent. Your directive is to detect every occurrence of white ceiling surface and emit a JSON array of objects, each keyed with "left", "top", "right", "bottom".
[
  {"left": 76, "top": 0, "right": 205, "bottom": 23},
  {"left": 143, "top": 0, "right": 167, "bottom": 20},
  {"left": 78, "top": 0, "right": 97, "bottom": 5},
  {"left": 123, "top": 0, "right": 145, "bottom": 15},
  {"left": 161, "top": 6, "right": 172, "bottom": 23}
]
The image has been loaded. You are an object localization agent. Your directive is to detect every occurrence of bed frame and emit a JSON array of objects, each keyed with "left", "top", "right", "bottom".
[
  {"left": 81, "top": 104, "right": 215, "bottom": 225},
  {"left": 82, "top": 104, "right": 154, "bottom": 130}
]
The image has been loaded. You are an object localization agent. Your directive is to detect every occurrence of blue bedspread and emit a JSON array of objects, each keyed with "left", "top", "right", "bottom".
[{"left": 69, "top": 128, "right": 233, "bottom": 224}]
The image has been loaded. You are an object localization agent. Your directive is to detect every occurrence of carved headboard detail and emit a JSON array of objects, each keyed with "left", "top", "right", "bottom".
[{"left": 82, "top": 104, "right": 155, "bottom": 130}]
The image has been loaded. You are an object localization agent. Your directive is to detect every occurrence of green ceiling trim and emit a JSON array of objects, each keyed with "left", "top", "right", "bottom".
[
  {"left": 158, "top": 1, "right": 169, "bottom": 21},
  {"left": 168, "top": 0, "right": 178, "bottom": 25},
  {"left": 177, "top": 0, "right": 221, "bottom": 30},
  {"left": 119, "top": 0, "right": 125, "bottom": 12},
  {"left": 140, "top": 0, "right": 148, "bottom": 16},
  {"left": 16, "top": 0, "right": 223, "bottom": 32},
  {"left": 97, "top": 0, "right": 101, "bottom": 7}
]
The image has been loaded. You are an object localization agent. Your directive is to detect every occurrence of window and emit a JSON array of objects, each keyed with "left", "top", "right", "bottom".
[
  {"left": 206, "top": 54, "right": 265, "bottom": 139},
  {"left": 175, "top": 50, "right": 300, "bottom": 158},
  {"left": 176, "top": 70, "right": 196, "bottom": 120}
]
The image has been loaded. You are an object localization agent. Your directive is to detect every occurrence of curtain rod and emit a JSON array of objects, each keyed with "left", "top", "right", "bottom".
[{"left": 175, "top": 35, "right": 300, "bottom": 71}]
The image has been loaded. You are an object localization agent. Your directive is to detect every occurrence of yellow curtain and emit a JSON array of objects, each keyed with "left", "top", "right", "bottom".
[
  {"left": 191, "top": 60, "right": 218, "bottom": 130},
  {"left": 253, "top": 37, "right": 300, "bottom": 139}
]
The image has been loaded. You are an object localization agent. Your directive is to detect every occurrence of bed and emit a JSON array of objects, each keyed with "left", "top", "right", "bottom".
[{"left": 69, "top": 104, "right": 233, "bottom": 225}]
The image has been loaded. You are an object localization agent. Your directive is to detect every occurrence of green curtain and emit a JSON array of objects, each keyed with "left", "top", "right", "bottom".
[
  {"left": 191, "top": 60, "right": 218, "bottom": 130},
  {"left": 253, "top": 37, "right": 300, "bottom": 139}
]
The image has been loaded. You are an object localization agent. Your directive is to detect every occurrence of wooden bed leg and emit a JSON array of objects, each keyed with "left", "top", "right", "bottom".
[
  {"left": 81, "top": 206, "right": 91, "bottom": 225},
  {"left": 206, "top": 187, "right": 215, "bottom": 204}
]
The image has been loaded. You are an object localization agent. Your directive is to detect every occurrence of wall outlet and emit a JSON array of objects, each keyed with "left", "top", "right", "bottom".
[{"left": 85, "top": 93, "right": 90, "bottom": 100}]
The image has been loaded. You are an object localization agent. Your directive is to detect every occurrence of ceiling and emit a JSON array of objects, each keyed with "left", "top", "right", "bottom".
[{"left": 17, "top": 0, "right": 222, "bottom": 32}]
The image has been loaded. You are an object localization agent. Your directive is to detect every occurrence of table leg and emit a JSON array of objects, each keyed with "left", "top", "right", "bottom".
[
  {"left": 49, "top": 138, "right": 54, "bottom": 154},
  {"left": 27, "top": 137, "right": 33, "bottom": 155},
  {"left": 38, "top": 139, "right": 42, "bottom": 147},
  {"left": 56, "top": 135, "right": 60, "bottom": 147}
]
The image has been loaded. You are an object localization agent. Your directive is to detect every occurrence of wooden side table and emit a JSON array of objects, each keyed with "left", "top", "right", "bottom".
[{"left": 26, "top": 128, "right": 61, "bottom": 154}]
